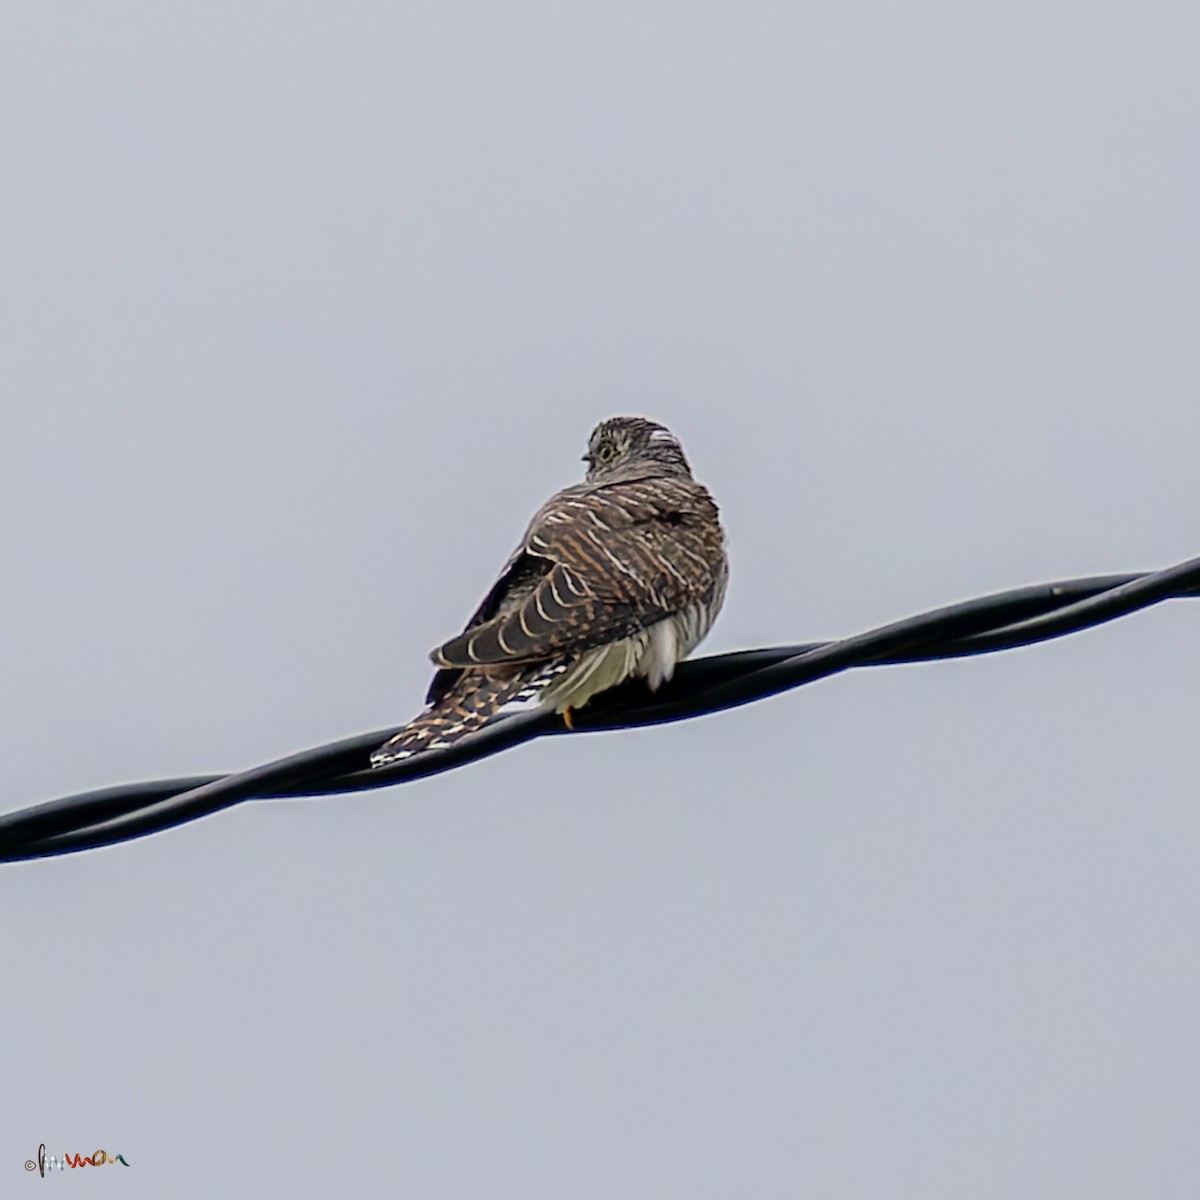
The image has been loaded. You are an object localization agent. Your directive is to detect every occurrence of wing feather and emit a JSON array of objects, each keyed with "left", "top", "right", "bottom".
[{"left": 430, "top": 477, "right": 723, "bottom": 671}]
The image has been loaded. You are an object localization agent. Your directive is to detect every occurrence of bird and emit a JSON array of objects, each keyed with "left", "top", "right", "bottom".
[{"left": 370, "top": 416, "right": 728, "bottom": 768}]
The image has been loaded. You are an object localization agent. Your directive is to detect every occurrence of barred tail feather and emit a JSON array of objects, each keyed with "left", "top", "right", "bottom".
[{"left": 370, "top": 661, "right": 568, "bottom": 768}]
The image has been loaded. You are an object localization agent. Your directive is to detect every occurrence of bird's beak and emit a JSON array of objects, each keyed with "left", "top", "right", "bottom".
[{"left": 581, "top": 453, "right": 594, "bottom": 465}]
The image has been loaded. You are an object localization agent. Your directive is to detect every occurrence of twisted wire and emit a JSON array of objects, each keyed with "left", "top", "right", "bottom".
[{"left": 3, "top": 556, "right": 1198, "bottom": 863}]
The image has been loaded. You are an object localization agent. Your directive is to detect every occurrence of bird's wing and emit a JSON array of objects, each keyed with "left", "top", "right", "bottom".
[{"left": 430, "top": 476, "right": 723, "bottom": 670}]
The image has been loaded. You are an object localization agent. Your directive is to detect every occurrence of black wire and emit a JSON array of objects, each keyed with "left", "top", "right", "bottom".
[{"left": 3, "top": 558, "right": 1198, "bottom": 863}]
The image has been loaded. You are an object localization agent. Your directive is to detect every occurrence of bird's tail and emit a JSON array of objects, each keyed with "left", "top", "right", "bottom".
[{"left": 370, "top": 660, "right": 567, "bottom": 768}]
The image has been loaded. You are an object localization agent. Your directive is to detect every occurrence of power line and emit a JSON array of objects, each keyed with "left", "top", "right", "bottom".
[{"left": 3, "top": 556, "right": 1198, "bottom": 863}]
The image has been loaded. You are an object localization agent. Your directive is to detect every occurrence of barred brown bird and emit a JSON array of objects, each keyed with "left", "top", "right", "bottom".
[{"left": 370, "top": 416, "right": 728, "bottom": 767}]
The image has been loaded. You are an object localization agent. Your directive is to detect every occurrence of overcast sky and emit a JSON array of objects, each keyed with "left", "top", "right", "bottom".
[{"left": 3, "top": 2, "right": 1199, "bottom": 1197}]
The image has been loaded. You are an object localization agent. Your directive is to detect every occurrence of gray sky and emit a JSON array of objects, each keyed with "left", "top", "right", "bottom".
[{"left": 3, "top": 2, "right": 1199, "bottom": 1196}]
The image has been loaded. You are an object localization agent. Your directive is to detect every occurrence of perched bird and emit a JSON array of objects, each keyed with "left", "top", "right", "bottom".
[{"left": 370, "top": 416, "right": 728, "bottom": 767}]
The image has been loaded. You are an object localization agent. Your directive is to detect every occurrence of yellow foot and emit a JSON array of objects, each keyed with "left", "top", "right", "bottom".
[{"left": 562, "top": 707, "right": 576, "bottom": 731}]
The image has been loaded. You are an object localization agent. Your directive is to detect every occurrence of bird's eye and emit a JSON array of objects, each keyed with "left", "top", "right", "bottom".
[{"left": 594, "top": 443, "right": 617, "bottom": 464}]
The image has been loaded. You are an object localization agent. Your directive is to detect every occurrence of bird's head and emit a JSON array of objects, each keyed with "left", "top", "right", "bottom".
[{"left": 582, "top": 416, "right": 692, "bottom": 482}]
